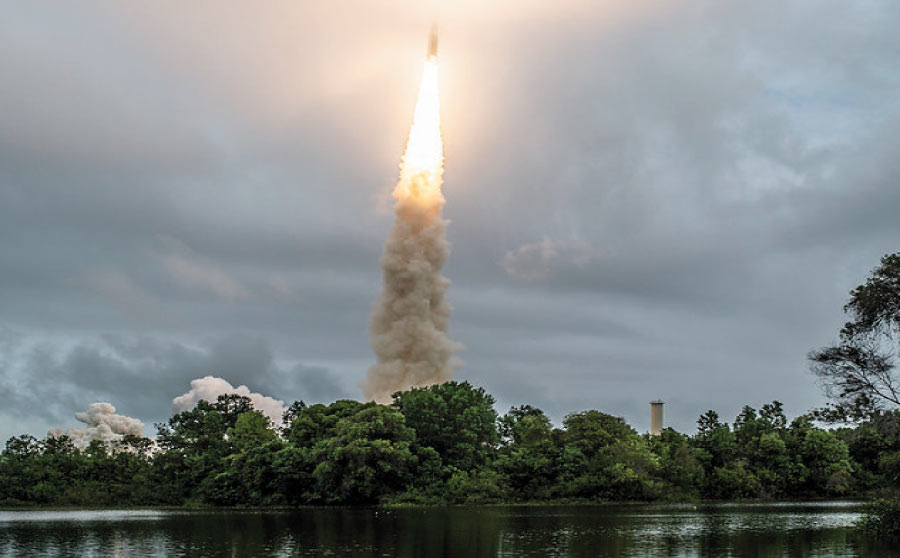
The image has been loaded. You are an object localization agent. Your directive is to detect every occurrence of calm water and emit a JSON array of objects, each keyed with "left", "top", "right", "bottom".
[{"left": 0, "top": 502, "right": 895, "bottom": 557}]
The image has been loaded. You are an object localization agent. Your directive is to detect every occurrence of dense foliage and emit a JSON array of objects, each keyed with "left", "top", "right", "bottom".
[
  {"left": 3, "top": 381, "right": 900, "bottom": 507},
  {"left": 857, "top": 498, "right": 900, "bottom": 541}
]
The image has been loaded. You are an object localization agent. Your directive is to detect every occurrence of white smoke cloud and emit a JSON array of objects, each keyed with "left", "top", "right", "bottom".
[
  {"left": 503, "top": 234, "right": 594, "bottom": 281},
  {"left": 48, "top": 402, "right": 144, "bottom": 449},
  {"left": 172, "top": 375, "right": 285, "bottom": 424}
]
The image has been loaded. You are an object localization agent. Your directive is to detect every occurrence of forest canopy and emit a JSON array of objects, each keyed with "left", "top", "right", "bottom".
[{"left": 3, "top": 381, "right": 900, "bottom": 507}]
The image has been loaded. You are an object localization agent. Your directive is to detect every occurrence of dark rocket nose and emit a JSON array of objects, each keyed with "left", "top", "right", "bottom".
[{"left": 428, "top": 25, "right": 438, "bottom": 58}]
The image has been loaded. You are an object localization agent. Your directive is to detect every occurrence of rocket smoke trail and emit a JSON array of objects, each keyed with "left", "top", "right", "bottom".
[{"left": 361, "top": 29, "right": 461, "bottom": 403}]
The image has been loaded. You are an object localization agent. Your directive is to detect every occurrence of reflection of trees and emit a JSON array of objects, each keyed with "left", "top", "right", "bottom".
[{"left": 0, "top": 506, "right": 876, "bottom": 557}]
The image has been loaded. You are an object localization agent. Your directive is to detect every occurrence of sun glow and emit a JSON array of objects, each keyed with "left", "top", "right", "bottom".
[{"left": 395, "top": 55, "right": 443, "bottom": 205}]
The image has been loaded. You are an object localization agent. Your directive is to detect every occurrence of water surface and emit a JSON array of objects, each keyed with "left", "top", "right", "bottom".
[{"left": 0, "top": 502, "right": 894, "bottom": 557}]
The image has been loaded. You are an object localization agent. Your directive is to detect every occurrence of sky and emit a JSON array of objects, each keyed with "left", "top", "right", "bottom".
[{"left": 2, "top": 0, "right": 899, "bottom": 442}]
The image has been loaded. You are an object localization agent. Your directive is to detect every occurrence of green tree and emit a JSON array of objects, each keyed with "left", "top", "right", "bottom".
[
  {"left": 496, "top": 405, "right": 559, "bottom": 499},
  {"left": 285, "top": 399, "right": 367, "bottom": 447},
  {"left": 200, "top": 410, "right": 283, "bottom": 506},
  {"left": 708, "top": 461, "right": 760, "bottom": 499},
  {"left": 393, "top": 382, "right": 499, "bottom": 474},
  {"left": 693, "top": 410, "right": 736, "bottom": 483},
  {"left": 1, "top": 436, "right": 50, "bottom": 503},
  {"left": 153, "top": 394, "right": 256, "bottom": 502},
  {"left": 276, "top": 399, "right": 374, "bottom": 504},
  {"left": 444, "top": 468, "right": 506, "bottom": 504},
  {"left": 281, "top": 400, "right": 307, "bottom": 434},
  {"left": 785, "top": 415, "right": 854, "bottom": 495},
  {"left": 557, "top": 411, "right": 660, "bottom": 500},
  {"left": 810, "top": 253, "right": 900, "bottom": 420},
  {"left": 836, "top": 416, "right": 895, "bottom": 490},
  {"left": 649, "top": 428, "right": 703, "bottom": 498},
  {"left": 311, "top": 405, "right": 418, "bottom": 504},
  {"left": 801, "top": 429, "right": 853, "bottom": 494},
  {"left": 730, "top": 403, "right": 793, "bottom": 497},
  {"left": 269, "top": 444, "right": 316, "bottom": 505},
  {"left": 760, "top": 401, "right": 788, "bottom": 430},
  {"left": 228, "top": 410, "right": 277, "bottom": 451},
  {"left": 203, "top": 439, "right": 286, "bottom": 506}
]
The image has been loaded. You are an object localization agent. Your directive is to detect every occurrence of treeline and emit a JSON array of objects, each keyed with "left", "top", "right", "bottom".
[{"left": 2, "top": 381, "right": 900, "bottom": 507}]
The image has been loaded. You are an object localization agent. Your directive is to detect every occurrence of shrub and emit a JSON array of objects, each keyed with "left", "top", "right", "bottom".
[{"left": 858, "top": 499, "right": 900, "bottom": 541}]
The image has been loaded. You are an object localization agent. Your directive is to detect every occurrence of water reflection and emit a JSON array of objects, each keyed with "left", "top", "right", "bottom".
[{"left": 0, "top": 503, "right": 896, "bottom": 557}]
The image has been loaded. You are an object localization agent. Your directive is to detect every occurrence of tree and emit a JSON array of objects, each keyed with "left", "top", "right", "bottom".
[
  {"left": 392, "top": 382, "right": 499, "bottom": 474},
  {"left": 798, "top": 429, "right": 853, "bottom": 495},
  {"left": 760, "top": 401, "right": 788, "bottom": 430},
  {"left": 202, "top": 439, "right": 285, "bottom": 506},
  {"left": 563, "top": 410, "right": 637, "bottom": 451},
  {"left": 0, "top": 436, "right": 45, "bottom": 503},
  {"left": 216, "top": 394, "right": 255, "bottom": 430},
  {"left": 648, "top": 428, "right": 703, "bottom": 497},
  {"left": 496, "top": 406, "right": 559, "bottom": 499},
  {"left": 697, "top": 410, "right": 723, "bottom": 438},
  {"left": 281, "top": 400, "right": 307, "bottom": 435},
  {"left": 694, "top": 410, "right": 736, "bottom": 470},
  {"left": 838, "top": 410, "right": 900, "bottom": 489},
  {"left": 557, "top": 411, "right": 659, "bottom": 500},
  {"left": 206, "top": 410, "right": 282, "bottom": 505},
  {"left": 153, "top": 394, "right": 257, "bottom": 502},
  {"left": 811, "top": 252, "right": 900, "bottom": 420},
  {"left": 285, "top": 399, "right": 371, "bottom": 447},
  {"left": 729, "top": 403, "right": 793, "bottom": 497},
  {"left": 3, "top": 435, "right": 41, "bottom": 459},
  {"left": 311, "top": 405, "right": 418, "bottom": 504},
  {"left": 285, "top": 400, "right": 367, "bottom": 448},
  {"left": 155, "top": 400, "right": 229, "bottom": 456},
  {"left": 498, "top": 405, "right": 549, "bottom": 446},
  {"left": 781, "top": 415, "right": 853, "bottom": 495},
  {"left": 228, "top": 411, "right": 277, "bottom": 451}
]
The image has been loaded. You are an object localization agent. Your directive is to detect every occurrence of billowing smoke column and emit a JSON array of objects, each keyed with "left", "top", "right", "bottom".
[
  {"left": 48, "top": 402, "right": 144, "bottom": 449},
  {"left": 362, "top": 30, "right": 461, "bottom": 403}
]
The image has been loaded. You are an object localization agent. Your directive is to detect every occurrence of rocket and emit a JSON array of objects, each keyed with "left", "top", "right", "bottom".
[{"left": 428, "top": 24, "right": 439, "bottom": 58}]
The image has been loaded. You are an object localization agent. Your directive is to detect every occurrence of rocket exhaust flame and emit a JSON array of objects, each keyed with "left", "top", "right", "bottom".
[
  {"left": 397, "top": 56, "right": 443, "bottom": 195},
  {"left": 361, "top": 29, "right": 461, "bottom": 403}
]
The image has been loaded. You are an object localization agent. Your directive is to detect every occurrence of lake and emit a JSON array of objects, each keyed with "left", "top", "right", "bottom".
[{"left": 0, "top": 502, "right": 895, "bottom": 557}]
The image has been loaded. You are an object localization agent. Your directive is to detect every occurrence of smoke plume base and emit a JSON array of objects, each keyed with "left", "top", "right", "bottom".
[
  {"left": 173, "top": 375, "right": 286, "bottom": 424},
  {"left": 48, "top": 402, "right": 144, "bottom": 449}
]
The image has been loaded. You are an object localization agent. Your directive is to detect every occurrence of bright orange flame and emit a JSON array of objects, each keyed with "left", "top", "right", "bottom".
[{"left": 395, "top": 55, "right": 443, "bottom": 205}]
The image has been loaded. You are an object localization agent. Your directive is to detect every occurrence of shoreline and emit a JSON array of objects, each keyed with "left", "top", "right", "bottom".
[{"left": 0, "top": 498, "right": 868, "bottom": 513}]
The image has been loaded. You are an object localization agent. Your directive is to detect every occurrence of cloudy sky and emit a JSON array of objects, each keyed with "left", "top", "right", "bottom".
[{"left": 2, "top": 1, "right": 899, "bottom": 442}]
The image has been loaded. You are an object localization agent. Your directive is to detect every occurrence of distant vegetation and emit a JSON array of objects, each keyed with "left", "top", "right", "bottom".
[
  {"left": 1, "top": 383, "right": 899, "bottom": 507},
  {"left": 2, "top": 252, "right": 898, "bottom": 512}
]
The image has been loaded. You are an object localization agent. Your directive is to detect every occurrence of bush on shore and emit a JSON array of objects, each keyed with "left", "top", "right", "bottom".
[{"left": 858, "top": 499, "right": 900, "bottom": 541}]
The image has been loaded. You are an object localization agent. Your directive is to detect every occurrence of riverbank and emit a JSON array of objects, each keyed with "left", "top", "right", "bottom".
[{"left": 0, "top": 497, "right": 870, "bottom": 512}]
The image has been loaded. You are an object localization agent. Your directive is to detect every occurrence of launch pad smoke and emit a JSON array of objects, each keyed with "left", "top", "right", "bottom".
[{"left": 361, "top": 32, "right": 461, "bottom": 403}]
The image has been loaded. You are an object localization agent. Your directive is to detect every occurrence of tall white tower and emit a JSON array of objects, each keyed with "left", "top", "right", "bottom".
[{"left": 650, "top": 400, "right": 664, "bottom": 436}]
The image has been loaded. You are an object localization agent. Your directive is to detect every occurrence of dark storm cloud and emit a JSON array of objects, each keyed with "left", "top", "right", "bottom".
[
  {"left": 0, "top": 330, "right": 351, "bottom": 440},
  {"left": 1, "top": 0, "right": 899, "bottom": 441}
]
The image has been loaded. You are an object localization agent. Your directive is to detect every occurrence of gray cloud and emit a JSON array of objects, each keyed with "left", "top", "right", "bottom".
[
  {"left": 503, "top": 235, "right": 594, "bottom": 281},
  {"left": 0, "top": 330, "right": 352, "bottom": 441},
  {"left": 1, "top": 0, "right": 899, "bottom": 441}
]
